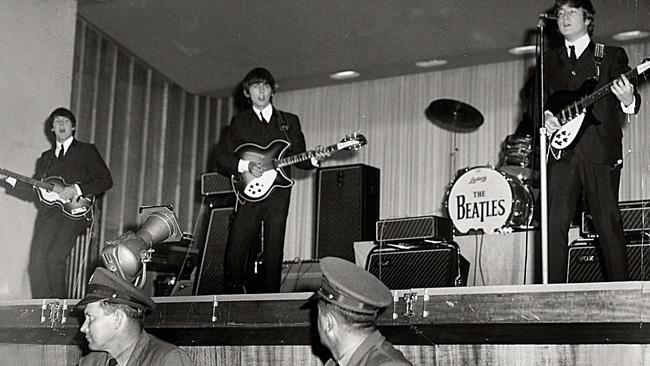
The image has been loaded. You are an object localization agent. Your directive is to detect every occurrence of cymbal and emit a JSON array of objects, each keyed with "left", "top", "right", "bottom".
[{"left": 426, "top": 99, "right": 484, "bottom": 131}]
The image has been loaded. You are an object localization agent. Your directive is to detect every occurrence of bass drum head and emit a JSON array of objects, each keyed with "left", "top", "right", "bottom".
[{"left": 446, "top": 166, "right": 513, "bottom": 234}]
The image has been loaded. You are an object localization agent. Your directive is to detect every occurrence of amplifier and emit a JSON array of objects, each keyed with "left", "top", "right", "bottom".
[
  {"left": 148, "top": 244, "right": 199, "bottom": 274},
  {"left": 280, "top": 260, "right": 321, "bottom": 292},
  {"left": 366, "top": 242, "right": 469, "bottom": 289},
  {"left": 581, "top": 200, "right": 650, "bottom": 238},
  {"left": 376, "top": 215, "right": 453, "bottom": 243},
  {"left": 567, "top": 238, "right": 650, "bottom": 282},
  {"left": 201, "top": 172, "right": 232, "bottom": 196}
]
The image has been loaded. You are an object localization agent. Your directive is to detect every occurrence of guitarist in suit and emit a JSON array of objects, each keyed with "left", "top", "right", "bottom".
[
  {"left": 543, "top": 0, "right": 641, "bottom": 282},
  {"left": 214, "top": 68, "right": 329, "bottom": 293},
  {"left": 2, "top": 108, "right": 113, "bottom": 298}
]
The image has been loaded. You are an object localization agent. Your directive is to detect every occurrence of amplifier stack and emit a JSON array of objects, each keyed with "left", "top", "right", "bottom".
[
  {"left": 568, "top": 238, "right": 650, "bottom": 282},
  {"left": 581, "top": 200, "right": 650, "bottom": 240},
  {"left": 369, "top": 215, "right": 468, "bottom": 289}
]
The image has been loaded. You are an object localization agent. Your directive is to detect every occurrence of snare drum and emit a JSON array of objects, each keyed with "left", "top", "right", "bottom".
[
  {"left": 500, "top": 134, "right": 533, "bottom": 181},
  {"left": 446, "top": 166, "right": 533, "bottom": 234}
]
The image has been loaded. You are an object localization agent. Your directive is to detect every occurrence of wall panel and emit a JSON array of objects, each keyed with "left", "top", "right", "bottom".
[{"left": 72, "top": 20, "right": 231, "bottom": 262}]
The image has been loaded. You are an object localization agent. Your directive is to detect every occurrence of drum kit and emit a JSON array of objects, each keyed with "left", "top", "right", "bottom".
[{"left": 427, "top": 99, "right": 536, "bottom": 234}]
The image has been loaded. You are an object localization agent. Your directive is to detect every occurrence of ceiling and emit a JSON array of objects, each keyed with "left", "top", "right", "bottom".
[{"left": 77, "top": 0, "right": 650, "bottom": 98}]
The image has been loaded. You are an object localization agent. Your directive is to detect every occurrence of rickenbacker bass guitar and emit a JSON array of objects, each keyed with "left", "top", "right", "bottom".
[
  {"left": 0, "top": 168, "right": 94, "bottom": 220},
  {"left": 548, "top": 58, "right": 650, "bottom": 150},
  {"left": 232, "top": 132, "right": 367, "bottom": 202}
]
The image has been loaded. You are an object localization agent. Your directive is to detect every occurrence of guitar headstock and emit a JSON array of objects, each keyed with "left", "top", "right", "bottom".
[
  {"left": 641, "top": 58, "right": 650, "bottom": 80},
  {"left": 338, "top": 132, "right": 368, "bottom": 151}
]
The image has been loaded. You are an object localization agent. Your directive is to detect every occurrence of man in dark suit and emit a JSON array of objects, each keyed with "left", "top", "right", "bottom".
[
  {"left": 214, "top": 68, "right": 328, "bottom": 293},
  {"left": 543, "top": 0, "right": 641, "bottom": 282},
  {"left": 28, "top": 107, "right": 113, "bottom": 298}
]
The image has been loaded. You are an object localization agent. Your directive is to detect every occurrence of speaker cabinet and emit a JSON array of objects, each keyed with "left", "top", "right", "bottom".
[
  {"left": 201, "top": 172, "right": 232, "bottom": 196},
  {"left": 567, "top": 239, "right": 650, "bottom": 282},
  {"left": 194, "top": 207, "right": 233, "bottom": 295},
  {"left": 315, "top": 164, "right": 379, "bottom": 261},
  {"left": 280, "top": 260, "right": 321, "bottom": 292},
  {"left": 366, "top": 243, "right": 469, "bottom": 289}
]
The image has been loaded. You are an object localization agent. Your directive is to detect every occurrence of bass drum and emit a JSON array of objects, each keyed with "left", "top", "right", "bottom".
[{"left": 446, "top": 166, "right": 533, "bottom": 234}]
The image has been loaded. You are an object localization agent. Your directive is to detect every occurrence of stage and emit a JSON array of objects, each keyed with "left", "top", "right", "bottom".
[{"left": 1, "top": 281, "right": 650, "bottom": 365}]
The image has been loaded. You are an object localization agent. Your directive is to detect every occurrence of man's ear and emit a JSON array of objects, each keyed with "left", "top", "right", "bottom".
[
  {"left": 243, "top": 88, "right": 250, "bottom": 98},
  {"left": 113, "top": 309, "right": 125, "bottom": 329},
  {"left": 323, "top": 312, "right": 336, "bottom": 334}
]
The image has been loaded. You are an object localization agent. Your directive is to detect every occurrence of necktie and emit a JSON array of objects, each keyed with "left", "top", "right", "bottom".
[
  {"left": 58, "top": 145, "right": 65, "bottom": 160},
  {"left": 568, "top": 45, "right": 577, "bottom": 65},
  {"left": 259, "top": 112, "right": 267, "bottom": 123},
  {"left": 107, "top": 358, "right": 118, "bottom": 366}
]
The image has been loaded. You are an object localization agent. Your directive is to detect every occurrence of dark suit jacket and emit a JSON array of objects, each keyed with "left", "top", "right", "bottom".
[
  {"left": 35, "top": 139, "right": 113, "bottom": 197},
  {"left": 214, "top": 107, "right": 313, "bottom": 178},
  {"left": 544, "top": 42, "right": 641, "bottom": 165}
]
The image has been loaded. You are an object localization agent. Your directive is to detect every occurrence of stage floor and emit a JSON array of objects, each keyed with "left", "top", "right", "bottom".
[{"left": 1, "top": 281, "right": 649, "bottom": 346}]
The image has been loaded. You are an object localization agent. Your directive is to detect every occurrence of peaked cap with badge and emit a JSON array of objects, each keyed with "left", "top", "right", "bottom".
[
  {"left": 309, "top": 256, "right": 392, "bottom": 315},
  {"left": 76, "top": 267, "right": 156, "bottom": 313}
]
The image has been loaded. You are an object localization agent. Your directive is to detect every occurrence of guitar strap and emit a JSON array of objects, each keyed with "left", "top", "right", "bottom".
[
  {"left": 276, "top": 110, "right": 292, "bottom": 145},
  {"left": 550, "top": 43, "right": 605, "bottom": 161},
  {"left": 593, "top": 43, "right": 604, "bottom": 80}
]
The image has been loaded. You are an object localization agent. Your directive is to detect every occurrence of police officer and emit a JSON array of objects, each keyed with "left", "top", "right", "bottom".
[
  {"left": 76, "top": 267, "right": 195, "bottom": 366},
  {"left": 308, "top": 257, "right": 412, "bottom": 366}
]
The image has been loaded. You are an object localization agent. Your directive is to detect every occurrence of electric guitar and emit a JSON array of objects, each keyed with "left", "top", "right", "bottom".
[
  {"left": 0, "top": 168, "right": 94, "bottom": 220},
  {"left": 548, "top": 58, "right": 650, "bottom": 150},
  {"left": 232, "top": 132, "right": 367, "bottom": 202}
]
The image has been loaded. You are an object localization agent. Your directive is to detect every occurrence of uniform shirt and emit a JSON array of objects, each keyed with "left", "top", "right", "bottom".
[
  {"left": 325, "top": 330, "right": 412, "bottom": 366},
  {"left": 78, "top": 330, "right": 195, "bottom": 366}
]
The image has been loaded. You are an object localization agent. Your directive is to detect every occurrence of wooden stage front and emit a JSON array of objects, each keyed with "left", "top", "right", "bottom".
[{"left": 2, "top": 282, "right": 650, "bottom": 365}]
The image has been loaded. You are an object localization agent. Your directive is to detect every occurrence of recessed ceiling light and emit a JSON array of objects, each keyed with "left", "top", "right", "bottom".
[
  {"left": 612, "top": 30, "right": 650, "bottom": 42},
  {"left": 508, "top": 45, "right": 537, "bottom": 56},
  {"left": 415, "top": 59, "right": 448, "bottom": 68},
  {"left": 329, "top": 70, "right": 360, "bottom": 80}
]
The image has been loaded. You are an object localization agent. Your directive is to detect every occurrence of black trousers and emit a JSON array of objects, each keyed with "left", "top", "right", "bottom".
[
  {"left": 547, "top": 150, "right": 628, "bottom": 283},
  {"left": 224, "top": 189, "right": 291, "bottom": 293},
  {"left": 29, "top": 208, "right": 89, "bottom": 298}
]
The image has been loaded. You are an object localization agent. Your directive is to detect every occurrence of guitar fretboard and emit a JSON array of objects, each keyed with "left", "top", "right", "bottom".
[
  {"left": 0, "top": 168, "right": 53, "bottom": 191},
  {"left": 275, "top": 144, "right": 339, "bottom": 169},
  {"left": 558, "top": 63, "right": 646, "bottom": 121}
]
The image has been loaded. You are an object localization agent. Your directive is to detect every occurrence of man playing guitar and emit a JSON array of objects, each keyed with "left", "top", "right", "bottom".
[
  {"left": 542, "top": 0, "right": 641, "bottom": 282},
  {"left": 214, "top": 68, "right": 329, "bottom": 294},
  {"left": 1, "top": 107, "right": 112, "bottom": 298}
]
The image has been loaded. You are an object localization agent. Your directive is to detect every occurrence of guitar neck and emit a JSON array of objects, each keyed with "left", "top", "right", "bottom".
[
  {"left": 275, "top": 143, "right": 339, "bottom": 169},
  {"left": 578, "top": 68, "right": 639, "bottom": 111},
  {"left": 0, "top": 168, "right": 54, "bottom": 191}
]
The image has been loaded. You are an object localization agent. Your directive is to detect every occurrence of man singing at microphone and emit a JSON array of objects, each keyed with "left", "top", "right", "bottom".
[{"left": 541, "top": 0, "right": 641, "bottom": 282}]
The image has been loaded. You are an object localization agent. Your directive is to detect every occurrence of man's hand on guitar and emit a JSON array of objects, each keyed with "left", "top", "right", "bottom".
[
  {"left": 248, "top": 161, "right": 272, "bottom": 178},
  {"left": 544, "top": 110, "right": 561, "bottom": 136},
  {"left": 313, "top": 145, "right": 332, "bottom": 161},
  {"left": 611, "top": 74, "right": 635, "bottom": 107},
  {"left": 58, "top": 185, "right": 79, "bottom": 201}
]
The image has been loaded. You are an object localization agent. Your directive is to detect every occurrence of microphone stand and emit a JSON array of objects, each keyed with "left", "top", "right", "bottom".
[{"left": 537, "top": 16, "right": 550, "bottom": 284}]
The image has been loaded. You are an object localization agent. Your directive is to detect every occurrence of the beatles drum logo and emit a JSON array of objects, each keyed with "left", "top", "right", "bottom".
[{"left": 447, "top": 167, "right": 513, "bottom": 234}]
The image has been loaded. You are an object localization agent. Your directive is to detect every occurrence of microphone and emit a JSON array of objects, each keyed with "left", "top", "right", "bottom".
[{"left": 539, "top": 13, "right": 558, "bottom": 20}]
